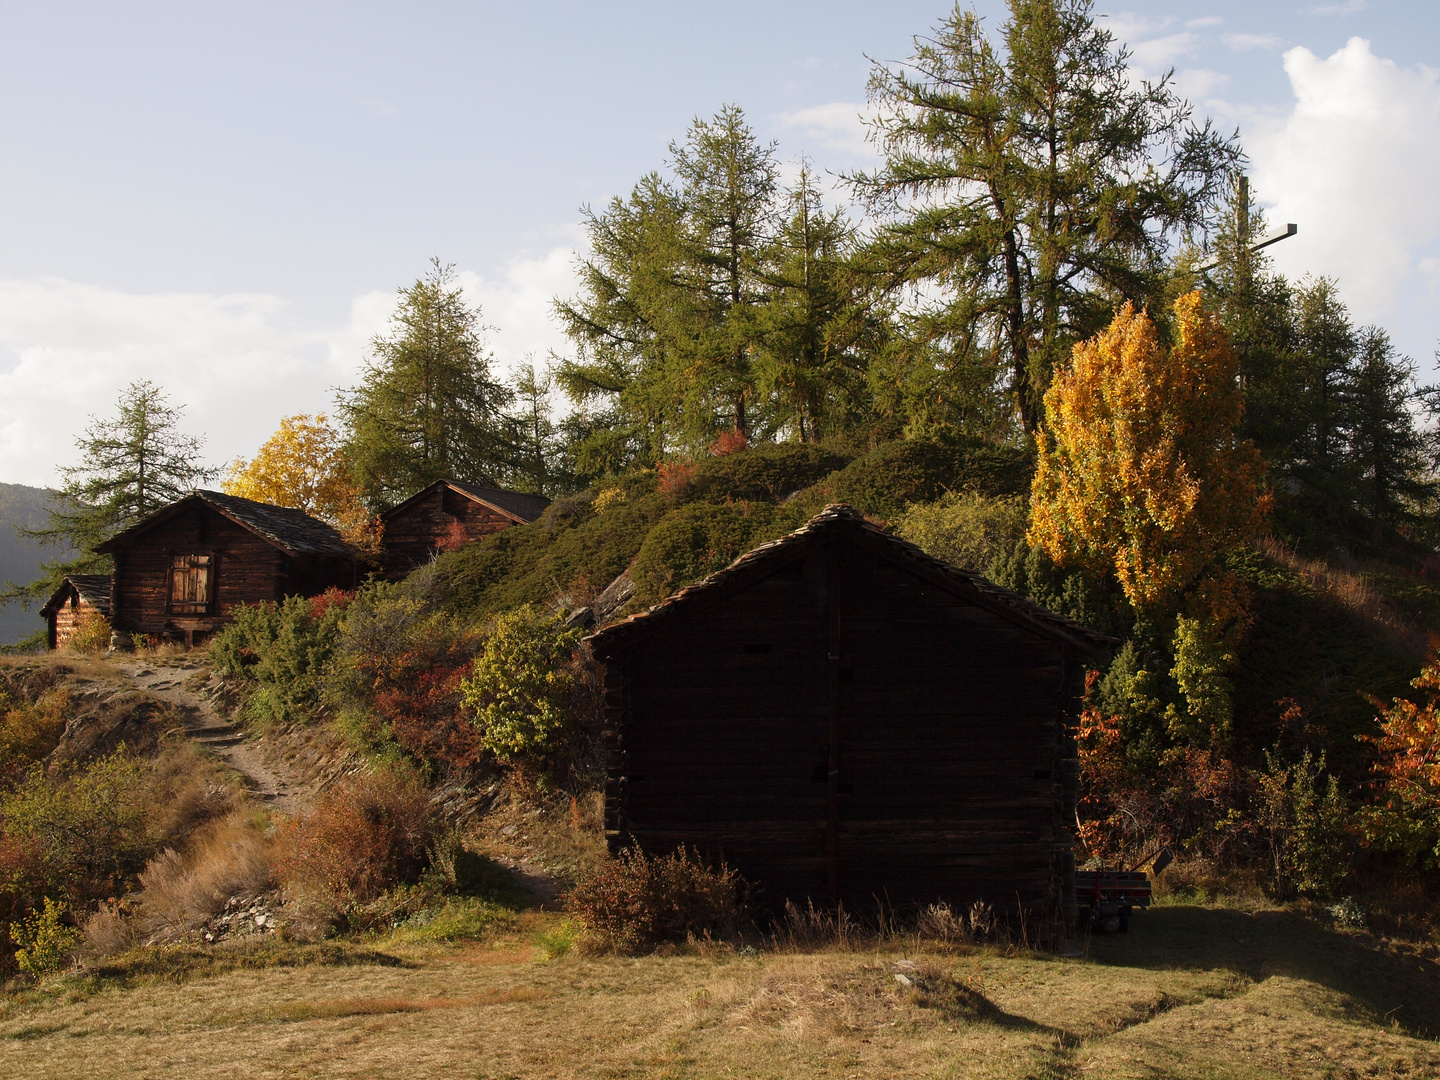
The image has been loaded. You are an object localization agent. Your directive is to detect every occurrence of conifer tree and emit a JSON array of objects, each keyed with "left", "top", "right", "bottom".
[
  {"left": 555, "top": 106, "right": 778, "bottom": 460},
  {"left": 2, "top": 380, "right": 216, "bottom": 607},
  {"left": 854, "top": 0, "right": 1241, "bottom": 429},
  {"left": 1348, "top": 328, "right": 1433, "bottom": 532},
  {"left": 753, "top": 164, "right": 882, "bottom": 442},
  {"left": 339, "top": 259, "right": 511, "bottom": 508},
  {"left": 506, "top": 361, "right": 570, "bottom": 497}
]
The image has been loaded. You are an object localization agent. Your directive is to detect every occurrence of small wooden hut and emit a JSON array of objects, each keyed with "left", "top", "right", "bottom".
[
  {"left": 40, "top": 574, "right": 113, "bottom": 650},
  {"left": 586, "top": 504, "right": 1113, "bottom": 943},
  {"left": 379, "top": 480, "right": 551, "bottom": 577},
  {"left": 95, "top": 490, "right": 356, "bottom": 644}
]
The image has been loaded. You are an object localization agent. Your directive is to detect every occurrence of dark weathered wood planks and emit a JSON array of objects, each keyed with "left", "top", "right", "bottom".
[{"left": 588, "top": 505, "right": 1100, "bottom": 946}]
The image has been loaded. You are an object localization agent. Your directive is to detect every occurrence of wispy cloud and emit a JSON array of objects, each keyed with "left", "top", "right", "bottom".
[
  {"left": 1173, "top": 68, "right": 1230, "bottom": 99},
  {"left": 776, "top": 102, "right": 878, "bottom": 163},
  {"left": 1223, "top": 33, "right": 1282, "bottom": 51},
  {"left": 1308, "top": 0, "right": 1367, "bottom": 14},
  {"left": 1185, "top": 16, "right": 1223, "bottom": 30},
  {"left": 1128, "top": 31, "right": 1198, "bottom": 70},
  {"left": 0, "top": 235, "right": 587, "bottom": 487}
]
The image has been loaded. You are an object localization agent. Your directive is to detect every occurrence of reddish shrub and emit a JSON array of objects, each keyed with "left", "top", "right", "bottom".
[
  {"left": 708, "top": 428, "right": 748, "bottom": 457},
  {"left": 565, "top": 846, "right": 746, "bottom": 952},
  {"left": 1077, "top": 684, "right": 1259, "bottom": 867},
  {"left": 373, "top": 660, "right": 479, "bottom": 770},
  {"left": 656, "top": 459, "right": 699, "bottom": 497},
  {"left": 275, "top": 767, "right": 435, "bottom": 903},
  {"left": 434, "top": 518, "right": 469, "bottom": 553},
  {"left": 308, "top": 587, "right": 353, "bottom": 620}
]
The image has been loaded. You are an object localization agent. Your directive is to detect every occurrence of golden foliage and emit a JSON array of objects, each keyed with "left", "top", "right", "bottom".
[
  {"left": 1029, "top": 293, "right": 1269, "bottom": 621},
  {"left": 223, "top": 414, "right": 381, "bottom": 553},
  {"left": 223, "top": 413, "right": 350, "bottom": 518}
]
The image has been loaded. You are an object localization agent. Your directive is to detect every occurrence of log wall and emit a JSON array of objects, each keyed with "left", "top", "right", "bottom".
[
  {"left": 110, "top": 504, "right": 353, "bottom": 638},
  {"left": 49, "top": 590, "right": 104, "bottom": 649},
  {"left": 602, "top": 541, "right": 1083, "bottom": 937},
  {"left": 382, "top": 486, "right": 516, "bottom": 576}
]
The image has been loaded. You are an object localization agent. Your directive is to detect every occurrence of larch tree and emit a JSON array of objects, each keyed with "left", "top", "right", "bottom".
[
  {"left": 753, "top": 163, "right": 883, "bottom": 442},
  {"left": 854, "top": 0, "right": 1241, "bottom": 430},
  {"left": 1029, "top": 292, "right": 1268, "bottom": 625},
  {"left": 506, "top": 360, "right": 570, "bottom": 497},
  {"left": 339, "top": 259, "right": 511, "bottom": 509},
  {"left": 2, "top": 379, "right": 216, "bottom": 607},
  {"left": 555, "top": 106, "right": 800, "bottom": 464},
  {"left": 1348, "top": 328, "right": 1433, "bottom": 532}
]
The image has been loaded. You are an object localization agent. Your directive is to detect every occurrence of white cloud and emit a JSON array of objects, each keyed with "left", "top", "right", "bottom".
[
  {"left": 1185, "top": 16, "right": 1223, "bottom": 30},
  {"left": 1128, "top": 31, "right": 1197, "bottom": 71},
  {"left": 1223, "top": 33, "right": 1282, "bottom": 51},
  {"left": 776, "top": 102, "right": 878, "bottom": 163},
  {"left": 455, "top": 227, "right": 585, "bottom": 379},
  {"left": 0, "top": 281, "right": 373, "bottom": 486},
  {"left": 1249, "top": 38, "right": 1440, "bottom": 327},
  {"left": 1308, "top": 0, "right": 1367, "bottom": 14},
  {"left": 1173, "top": 68, "right": 1230, "bottom": 99},
  {"left": 0, "top": 237, "right": 585, "bottom": 488}
]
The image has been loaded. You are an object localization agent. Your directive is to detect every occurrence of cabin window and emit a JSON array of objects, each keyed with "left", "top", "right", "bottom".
[{"left": 168, "top": 554, "right": 213, "bottom": 614}]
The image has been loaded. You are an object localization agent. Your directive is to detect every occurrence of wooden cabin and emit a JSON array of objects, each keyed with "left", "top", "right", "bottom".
[
  {"left": 380, "top": 480, "right": 550, "bottom": 577},
  {"left": 95, "top": 490, "right": 356, "bottom": 644},
  {"left": 40, "top": 574, "right": 113, "bottom": 650},
  {"left": 586, "top": 504, "right": 1113, "bottom": 944}
]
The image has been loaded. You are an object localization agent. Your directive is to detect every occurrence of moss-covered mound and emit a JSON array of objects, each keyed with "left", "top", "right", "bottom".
[{"left": 431, "top": 439, "right": 1030, "bottom": 618}]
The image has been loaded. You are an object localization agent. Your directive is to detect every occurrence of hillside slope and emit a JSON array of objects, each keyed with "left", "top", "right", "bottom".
[{"left": 0, "top": 482, "right": 70, "bottom": 646}]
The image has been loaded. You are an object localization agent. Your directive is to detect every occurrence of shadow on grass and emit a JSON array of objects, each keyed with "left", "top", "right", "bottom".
[
  {"left": 74, "top": 938, "right": 412, "bottom": 992},
  {"left": 1086, "top": 905, "right": 1440, "bottom": 1039}
]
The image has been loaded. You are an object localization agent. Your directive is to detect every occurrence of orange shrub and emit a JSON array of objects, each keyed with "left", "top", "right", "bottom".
[
  {"left": 275, "top": 767, "right": 436, "bottom": 903},
  {"left": 565, "top": 846, "right": 746, "bottom": 952},
  {"left": 708, "top": 428, "right": 748, "bottom": 456}
]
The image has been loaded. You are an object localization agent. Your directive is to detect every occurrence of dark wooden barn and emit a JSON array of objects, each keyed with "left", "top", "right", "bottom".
[
  {"left": 95, "top": 490, "right": 356, "bottom": 644},
  {"left": 40, "top": 574, "right": 113, "bottom": 650},
  {"left": 379, "top": 480, "right": 551, "bottom": 577},
  {"left": 586, "top": 504, "right": 1113, "bottom": 943}
]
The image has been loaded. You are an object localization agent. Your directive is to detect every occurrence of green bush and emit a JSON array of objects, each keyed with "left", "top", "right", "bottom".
[
  {"left": 1257, "top": 747, "right": 1350, "bottom": 899},
  {"left": 689, "top": 444, "right": 849, "bottom": 502},
  {"left": 210, "top": 589, "right": 352, "bottom": 727},
  {"left": 895, "top": 492, "right": 1028, "bottom": 575},
  {"left": 434, "top": 487, "right": 670, "bottom": 617},
  {"left": 11, "top": 896, "right": 80, "bottom": 975},
  {"left": 565, "top": 846, "right": 747, "bottom": 953},
  {"left": 0, "top": 752, "right": 155, "bottom": 913},
  {"left": 460, "top": 605, "right": 584, "bottom": 786},
  {"left": 785, "top": 438, "right": 1031, "bottom": 523},
  {"left": 630, "top": 502, "right": 776, "bottom": 605}
]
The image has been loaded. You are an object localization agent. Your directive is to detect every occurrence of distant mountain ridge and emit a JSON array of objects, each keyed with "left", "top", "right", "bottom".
[{"left": 0, "top": 482, "right": 73, "bottom": 645}]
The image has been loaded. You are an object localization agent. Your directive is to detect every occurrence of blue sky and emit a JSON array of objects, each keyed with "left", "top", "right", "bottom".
[{"left": 1, "top": 0, "right": 1437, "bottom": 485}]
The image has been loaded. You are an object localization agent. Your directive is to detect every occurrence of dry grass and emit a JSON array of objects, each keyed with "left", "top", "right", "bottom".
[
  {"left": 2, "top": 903, "right": 1438, "bottom": 1078},
  {"left": 1258, "top": 536, "right": 1428, "bottom": 653}
]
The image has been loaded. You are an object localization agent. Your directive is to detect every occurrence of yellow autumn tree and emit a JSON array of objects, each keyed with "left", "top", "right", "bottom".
[
  {"left": 1029, "top": 292, "right": 1269, "bottom": 625},
  {"left": 224, "top": 414, "right": 379, "bottom": 553}
]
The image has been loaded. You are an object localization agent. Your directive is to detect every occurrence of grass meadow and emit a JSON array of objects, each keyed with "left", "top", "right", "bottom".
[{"left": 2, "top": 900, "right": 1438, "bottom": 1079}]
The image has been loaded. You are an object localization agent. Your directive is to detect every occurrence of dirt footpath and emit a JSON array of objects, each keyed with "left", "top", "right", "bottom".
[{"left": 117, "top": 660, "right": 308, "bottom": 816}]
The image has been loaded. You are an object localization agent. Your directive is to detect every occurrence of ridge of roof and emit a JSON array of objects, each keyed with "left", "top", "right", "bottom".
[
  {"left": 443, "top": 481, "right": 551, "bottom": 524},
  {"left": 40, "top": 573, "right": 113, "bottom": 617},
  {"left": 586, "top": 503, "right": 1116, "bottom": 657},
  {"left": 379, "top": 480, "right": 551, "bottom": 525},
  {"left": 96, "top": 491, "right": 353, "bottom": 558}
]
